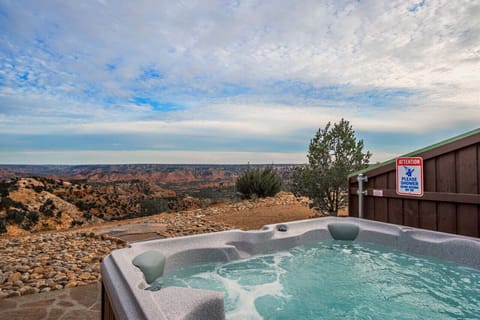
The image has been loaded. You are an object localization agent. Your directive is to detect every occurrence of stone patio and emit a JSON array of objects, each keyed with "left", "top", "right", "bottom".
[{"left": 0, "top": 281, "right": 101, "bottom": 320}]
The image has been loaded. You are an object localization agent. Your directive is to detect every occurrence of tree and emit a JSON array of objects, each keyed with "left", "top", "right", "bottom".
[
  {"left": 236, "top": 166, "right": 282, "bottom": 199},
  {"left": 291, "top": 119, "right": 371, "bottom": 215}
]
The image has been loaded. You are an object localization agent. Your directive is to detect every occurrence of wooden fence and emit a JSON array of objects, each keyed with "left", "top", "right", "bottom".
[{"left": 348, "top": 129, "right": 480, "bottom": 237}]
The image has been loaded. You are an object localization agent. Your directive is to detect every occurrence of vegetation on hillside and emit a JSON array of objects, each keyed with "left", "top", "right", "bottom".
[{"left": 0, "top": 165, "right": 297, "bottom": 235}]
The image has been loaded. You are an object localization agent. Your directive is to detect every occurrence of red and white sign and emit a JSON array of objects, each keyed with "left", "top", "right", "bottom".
[{"left": 396, "top": 157, "right": 424, "bottom": 197}]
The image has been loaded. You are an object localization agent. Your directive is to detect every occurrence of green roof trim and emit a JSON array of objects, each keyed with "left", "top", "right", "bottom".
[{"left": 348, "top": 127, "right": 480, "bottom": 178}]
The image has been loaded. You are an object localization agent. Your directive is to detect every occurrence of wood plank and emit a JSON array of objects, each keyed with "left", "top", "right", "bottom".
[
  {"left": 366, "top": 176, "right": 375, "bottom": 189},
  {"left": 374, "top": 198, "right": 388, "bottom": 222},
  {"left": 373, "top": 174, "right": 388, "bottom": 222},
  {"left": 387, "top": 171, "right": 396, "bottom": 190},
  {"left": 374, "top": 174, "right": 388, "bottom": 189},
  {"left": 436, "top": 152, "right": 456, "bottom": 192},
  {"left": 457, "top": 204, "right": 479, "bottom": 237},
  {"left": 365, "top": 197, "right": 375, "bottom": 220},
  {"left": 349, "top": 195, "right": 358, "bottom": 217},
  {"left": 424, "top": 158, "right": 436, "bottom": 192},
  {"left": 387, "top": 198, "right": 403, "bottom": 225},
  {"left": 404, "top": 200, "right": 419, "bottom": 227},
  {"left": 456, "top": 145, "right": 478, "bottom": 194},
  {"left": 419, "top": 201, "right": 437, "bottom": 231},
  {"left": 437, "top": 203, "right": 456, "bottom": 234}
]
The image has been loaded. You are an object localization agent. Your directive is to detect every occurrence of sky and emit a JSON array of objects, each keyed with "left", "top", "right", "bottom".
[{"left": 0, "top": 0, "right": 479, "bottom": 165}]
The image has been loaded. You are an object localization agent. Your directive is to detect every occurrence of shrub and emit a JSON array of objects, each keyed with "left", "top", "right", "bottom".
[
  {"left": 140, "top": 198, "right": 171, "bottom": 215},
  {"left": 40, "top": 199, "right": 56, "bottom": 216},
  {"left": 236, "top": 166, "right": 282, "bottom": 199},
  {"left": 6, "top": 208, "right": 16, "bottom": 220},
  {"left": 21, "top": 211, "right": 39, "bottom": 230},
  {"left": 13, "top": 209, "right": 26, "bottom": 223},
  {"left": 71, "top": 220, "right": 84, "bottom": 227},
  {"left": 0, "top": 219, "right": 6, "bottom": 233},
  {"left": 0, "top": 181, "right": 13, "bottom": 197},
  {"left": 33, "top": 185, "right": 44, "bottom": 193},
  {"left": 1, "top": 197, "right": 27, "bottom": 211},
  {"left": 26, "top": 211, "right": 39, "bottom": 224},
  {"left": 21, "top": 221, "right": 33, "bottom": 231},
  {"left": 75, "top": 200, "right": 90, "bottom": 211}
]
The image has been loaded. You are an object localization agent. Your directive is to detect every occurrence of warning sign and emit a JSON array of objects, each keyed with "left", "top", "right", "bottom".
[{"left": 396, "top": 157, "right": 424, "bottom": 197}]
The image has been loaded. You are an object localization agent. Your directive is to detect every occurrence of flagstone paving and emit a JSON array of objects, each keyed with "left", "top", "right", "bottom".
[{"left": 0, "top": 281, "right": 101, "bottom": 320}]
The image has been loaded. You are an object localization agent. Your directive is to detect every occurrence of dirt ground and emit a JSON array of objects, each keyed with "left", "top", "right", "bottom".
[{"left": 205, "top": 204, "right": 335, "bottom": 230}]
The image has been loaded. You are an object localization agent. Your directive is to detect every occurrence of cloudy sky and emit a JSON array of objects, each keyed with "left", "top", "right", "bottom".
[{"left": 0, "top": 0, "right": 479, "bottom": 164}]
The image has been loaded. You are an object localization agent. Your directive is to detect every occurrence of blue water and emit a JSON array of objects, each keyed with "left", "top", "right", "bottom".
[{"left": 156, "top": 241, "right": 480, "bottom": 319}]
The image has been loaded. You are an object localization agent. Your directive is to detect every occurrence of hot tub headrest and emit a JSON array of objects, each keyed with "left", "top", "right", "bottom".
[
  {"left": 132, "top": 250, "right": 166, "bottom": 284},
  {"left": 327, "top": 222, "right": 359, "bottom": 241}
]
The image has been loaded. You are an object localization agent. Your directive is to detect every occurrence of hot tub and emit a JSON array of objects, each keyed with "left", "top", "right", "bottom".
[{"left": 101, "top": 217, "right": 480, "bottom": 320}]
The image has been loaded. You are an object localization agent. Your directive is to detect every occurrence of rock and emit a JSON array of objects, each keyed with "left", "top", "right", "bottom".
[
  {"left": 16, "top": 266, "right": 30, "bottom": 273},
  {"left": 4, "top": 265, "right": 16, "bottom": 273},
  {"left": 44, "top": 266, "right": 55, "bottom": 273},
  {"left": 64, "top": 281, "right": 77, "bottom": 288},
  {"left": 78, "top": 273, "right": 91, "bottom": 281},
  {"left": 7, "top": 291, "right": 20, "bottom": 298},
  {"left": 13, "top": 280, "right": 24, "bottom": 287},
  {"left": 37, "top": 256, "right": 50, "bottom": 263},
  {"left": 21, "top": 273, "right": 30, "bottom": 282},
  {"left": 32, "top": 267, "right": 45, "bottom": 274},
  {"left": 19, "top": 286, "right": 39, "bottom": 295},
  {"left": 30, "top": 273, "right": 44, "bottom": 280},
  {"left": 53, "top": 273, "right": 68, "bottom": 282},
  {"left": 8, "top": 272, "right": 21, "bottom": 283}
]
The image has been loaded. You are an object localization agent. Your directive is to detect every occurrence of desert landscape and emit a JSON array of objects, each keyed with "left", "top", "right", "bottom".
[
  {"left": 0, "top": 164, "right": 296, "bottom": 235},
  {"left": 0, "top": 164, "right": 327, "bottom": 300}
]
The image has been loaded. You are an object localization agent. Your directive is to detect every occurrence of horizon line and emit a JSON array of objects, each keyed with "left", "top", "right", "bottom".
[{"left": 0, "top": 162, "right": 304, "bottom": 166}]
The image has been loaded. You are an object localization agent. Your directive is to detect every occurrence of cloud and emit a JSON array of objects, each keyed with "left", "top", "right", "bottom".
[
  {"left": 0, "top": 0, "right": 479, "bottom": 163},
  {"left": 3, "top": 0, "right": 479, "bottom": 89}
]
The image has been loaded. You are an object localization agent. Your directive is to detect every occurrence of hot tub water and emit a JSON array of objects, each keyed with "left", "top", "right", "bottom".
[{"left": 157, "top": 241, "right": 480, "bottom": 320}]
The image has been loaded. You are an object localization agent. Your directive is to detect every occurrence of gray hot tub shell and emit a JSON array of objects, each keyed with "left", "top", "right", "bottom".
[{"left": 101, "top": 217, "right": 480, "bottom": 320}]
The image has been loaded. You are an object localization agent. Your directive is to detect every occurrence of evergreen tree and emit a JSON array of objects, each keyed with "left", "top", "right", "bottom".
[{"left": 292, "top": 119, "right": 371, "bottom": 215}]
